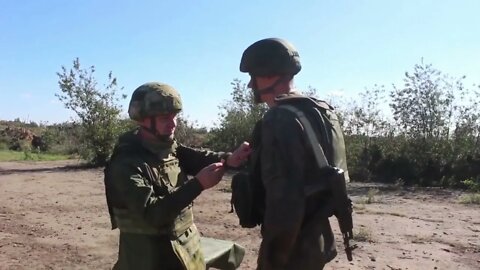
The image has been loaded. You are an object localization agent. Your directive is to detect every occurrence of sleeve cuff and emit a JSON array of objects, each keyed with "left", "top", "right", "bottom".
[
  {"left": 189, "top": 177, "right": 206, "bottom": 193},
  {"left": 221, "top": 152, "right": 238, "bottom": 170}
]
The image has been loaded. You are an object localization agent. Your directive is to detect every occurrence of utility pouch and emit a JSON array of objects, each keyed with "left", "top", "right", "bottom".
[{"left": 231, "top": 171, "right": 264, "bottom": 228}]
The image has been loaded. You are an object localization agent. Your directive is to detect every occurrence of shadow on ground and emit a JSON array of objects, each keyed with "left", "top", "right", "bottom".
[{"left": 0, "top": 163, "right": 96, "bottom": 176}]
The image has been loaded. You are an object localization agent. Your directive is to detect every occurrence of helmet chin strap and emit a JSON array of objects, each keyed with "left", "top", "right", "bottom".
[
  {"left": 141, "top": 117, "right": 172, "bottom": 142},
  {"left": 252, "top": 75, "right": 291, "bottom": 104}
]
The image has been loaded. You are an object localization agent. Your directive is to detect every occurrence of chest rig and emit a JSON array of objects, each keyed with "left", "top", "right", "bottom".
[
  {"left": 145, "top": 152, "right": 194, "bottom": 238},
  {"left": 110, "top": 143, "right": 194, "bottom": 238}
]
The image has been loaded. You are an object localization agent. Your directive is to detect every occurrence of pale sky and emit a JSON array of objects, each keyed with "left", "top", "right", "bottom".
[{"left": 1, "top": 0, "right": 479, "bottom": 128}]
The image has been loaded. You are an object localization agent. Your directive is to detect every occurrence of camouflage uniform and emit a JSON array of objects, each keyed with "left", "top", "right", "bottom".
[
  {"left": 256, "top": 94, "right": 339, "bottom": 270},
  {"left": 240, "top": 39, "right": 348, "bottom": 270},
  {"left": 104, "top": 82, "right": 229, "bottom": 270}
]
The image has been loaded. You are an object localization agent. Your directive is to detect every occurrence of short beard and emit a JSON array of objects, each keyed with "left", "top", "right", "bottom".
[{"left": 156, "top": 134, "right": 174, "bottom": 142}]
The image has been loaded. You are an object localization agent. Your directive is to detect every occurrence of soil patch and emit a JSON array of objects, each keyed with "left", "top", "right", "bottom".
[{"left": 0, "top": 161, "right": 478, "bottom": 269}]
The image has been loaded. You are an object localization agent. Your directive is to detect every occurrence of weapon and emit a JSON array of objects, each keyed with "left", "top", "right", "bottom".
[
  {"left": 329, "top": 168, "right": 357, "bottom": 261},
  {"left": 280, "top": 104, "right": 357, "bottom": 261},
  {"left": 304, "top": 167, "right": 357, "bottom": 261}
]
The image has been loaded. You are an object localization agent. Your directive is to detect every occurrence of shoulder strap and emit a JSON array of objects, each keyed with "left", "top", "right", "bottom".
[
  {"left": 314, "top": 99, "right": 334, "bottom": 111},
  {"left": 278, "top": 104, "right": 330, "bottom": 169}
]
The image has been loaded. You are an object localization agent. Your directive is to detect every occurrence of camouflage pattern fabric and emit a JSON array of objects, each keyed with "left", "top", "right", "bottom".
[
  {"left": 201, "top": 237, "right": 245, "bottom": 270},
  {"left": 255, "top": 93, "right": 344, "bottom": 270},
  {"left": 128, "top": 82, "right": 183, "bottom": 121},
  {"left": 106, "top": 129, "right": 229, "bottom": 270}
]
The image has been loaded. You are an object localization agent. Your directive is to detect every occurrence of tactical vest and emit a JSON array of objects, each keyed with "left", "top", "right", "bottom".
[
  {"left": 231, "top": 94, "right": 351, "bottom": 227},
  {"left": 104, "top": 139, "right": 194, "bottom": 238},
  {"left": 276, "top": 95, "right": 350, "bottom": 181}
]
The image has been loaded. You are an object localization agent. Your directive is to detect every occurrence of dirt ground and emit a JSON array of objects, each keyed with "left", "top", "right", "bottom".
[{"left": 0, "top": 160, "right": 479, "bottom": 270}]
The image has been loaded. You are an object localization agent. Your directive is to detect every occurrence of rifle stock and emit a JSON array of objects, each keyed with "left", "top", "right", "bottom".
[{"left": 330, "top": 168, "right": 357, "bottom": 261}]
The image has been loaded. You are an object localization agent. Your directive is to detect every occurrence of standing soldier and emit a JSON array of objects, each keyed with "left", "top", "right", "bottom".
[
  {"left": 104, "top": 82, "right": 250, "bottom": 270},
  {"left": 238, "top": 38, "right": 352, "bottom": 270}
]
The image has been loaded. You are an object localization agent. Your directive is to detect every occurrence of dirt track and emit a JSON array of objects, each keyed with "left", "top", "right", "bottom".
[{"left": 0, "top": 161, "right": 479, "bottom": 269}]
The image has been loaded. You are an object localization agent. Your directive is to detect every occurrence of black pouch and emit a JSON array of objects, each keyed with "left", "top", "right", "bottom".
[{"left": 231, "top": 171, "right": 264, "bottom": 228}]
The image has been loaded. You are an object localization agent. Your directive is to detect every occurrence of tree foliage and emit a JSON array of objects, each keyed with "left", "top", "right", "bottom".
[
  {"left": 206, "top": 79, "right": 267, "bottom": 151},
  {"left": 175, "top": 114, "right": 208, "bottom": 147},
  {"left": 390, "top": 59, "right": 456, "bottom": 140},
  {"left": 45, "top": 58, "right": 478, "bottom": 188},
  {"left": 56, "top": 58, "right": 127, "bottom": 166},
  {"left": 342, "top": 60, "right": 480, "bottom": 187}
]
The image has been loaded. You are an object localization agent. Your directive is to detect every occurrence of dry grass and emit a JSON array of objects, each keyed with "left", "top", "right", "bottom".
[
  {"left": 353, "top": 227, "right": 375, "bottom": 242},
  {"left": 360, "top": 188, "right": 380, "bottom": 204},
  {"left": 458, "top": 193, "right": 480, "bottom": 204}
]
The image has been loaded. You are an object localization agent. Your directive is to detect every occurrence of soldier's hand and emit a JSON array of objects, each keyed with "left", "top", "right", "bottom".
[
  {"left": 226, "top": 141, "right": 252, "bottom": 168},
  {"left": 196, "top": 162, "right": 225, "bottom": 190}
]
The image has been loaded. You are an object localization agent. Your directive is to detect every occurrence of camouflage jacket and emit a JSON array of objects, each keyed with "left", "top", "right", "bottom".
[
  {"left": 256, "top": 93, "right": 339, "bottom": 270},
  {"left": 106, "top": 129, "right": 227, "bottom": 270}
]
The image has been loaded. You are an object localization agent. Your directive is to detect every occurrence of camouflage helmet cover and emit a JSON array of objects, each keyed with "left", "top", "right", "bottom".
[
  {"left": 240, "top": 38, "right": 301, "bottom": 76},
  {"left": 128, "top": 82, "right": 182, "bottom": 121}
]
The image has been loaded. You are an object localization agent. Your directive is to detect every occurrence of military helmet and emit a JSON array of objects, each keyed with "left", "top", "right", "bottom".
[
  {"left": 128, "top": 82, "right": 182, "bottom": 121},
  {"left": 240, "top": 38, "right": 301, "bottom": 76}
]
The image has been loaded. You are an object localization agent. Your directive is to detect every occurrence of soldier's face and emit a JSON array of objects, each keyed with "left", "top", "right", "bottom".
[
  {"left": 248, "top": 76, "right": 274, "bottom": 90},
  {"left": 248, "top": 75, "right": 281, "bottom": 105},
  {"left": 153, "top": 113, "right": 177, "bottom": 138}
]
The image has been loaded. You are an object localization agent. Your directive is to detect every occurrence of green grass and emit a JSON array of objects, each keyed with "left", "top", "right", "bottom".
[
  {"left": 458, "top": 193, "right": 480, "bottom": 205},
  {"left": 0, "top": 150, "right": 71, "bottom": 161}
]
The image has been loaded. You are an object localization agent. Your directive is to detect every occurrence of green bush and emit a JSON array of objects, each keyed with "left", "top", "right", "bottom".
[
  {"left": 462, "top": 178, "right": 480, "bottom": 192},
  {"left": 206, "top": 79, "right": 267, "bottom": 151},
  {"left": 56, "top": 58, "right": 127, "bottom": 166}
]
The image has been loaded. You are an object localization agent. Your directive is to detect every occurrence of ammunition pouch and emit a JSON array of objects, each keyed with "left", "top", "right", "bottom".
[
  {"left": 231, "top": 171, "right": 264, "bottom": 228},
  {"left": 171, "top": 224, "right": 205, "bottom": 269}
]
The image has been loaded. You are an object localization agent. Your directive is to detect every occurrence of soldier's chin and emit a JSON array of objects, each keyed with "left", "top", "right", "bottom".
[
  {"left": 159, "top": 129, "right": 174, "bottom": 137},
  {"left": 156, "top": 133, "right": 174, "bottom": 143},
  {"left": 166, "top": 131, "right": 176, "bottom": 141}
]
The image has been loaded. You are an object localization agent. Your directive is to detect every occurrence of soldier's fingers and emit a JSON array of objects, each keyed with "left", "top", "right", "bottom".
[
  {"left": 206, "top": 162, "right": 224, "bottom": 170},
  {"left": 213, "top": 166, "right": 225, "bottom": 174}
]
